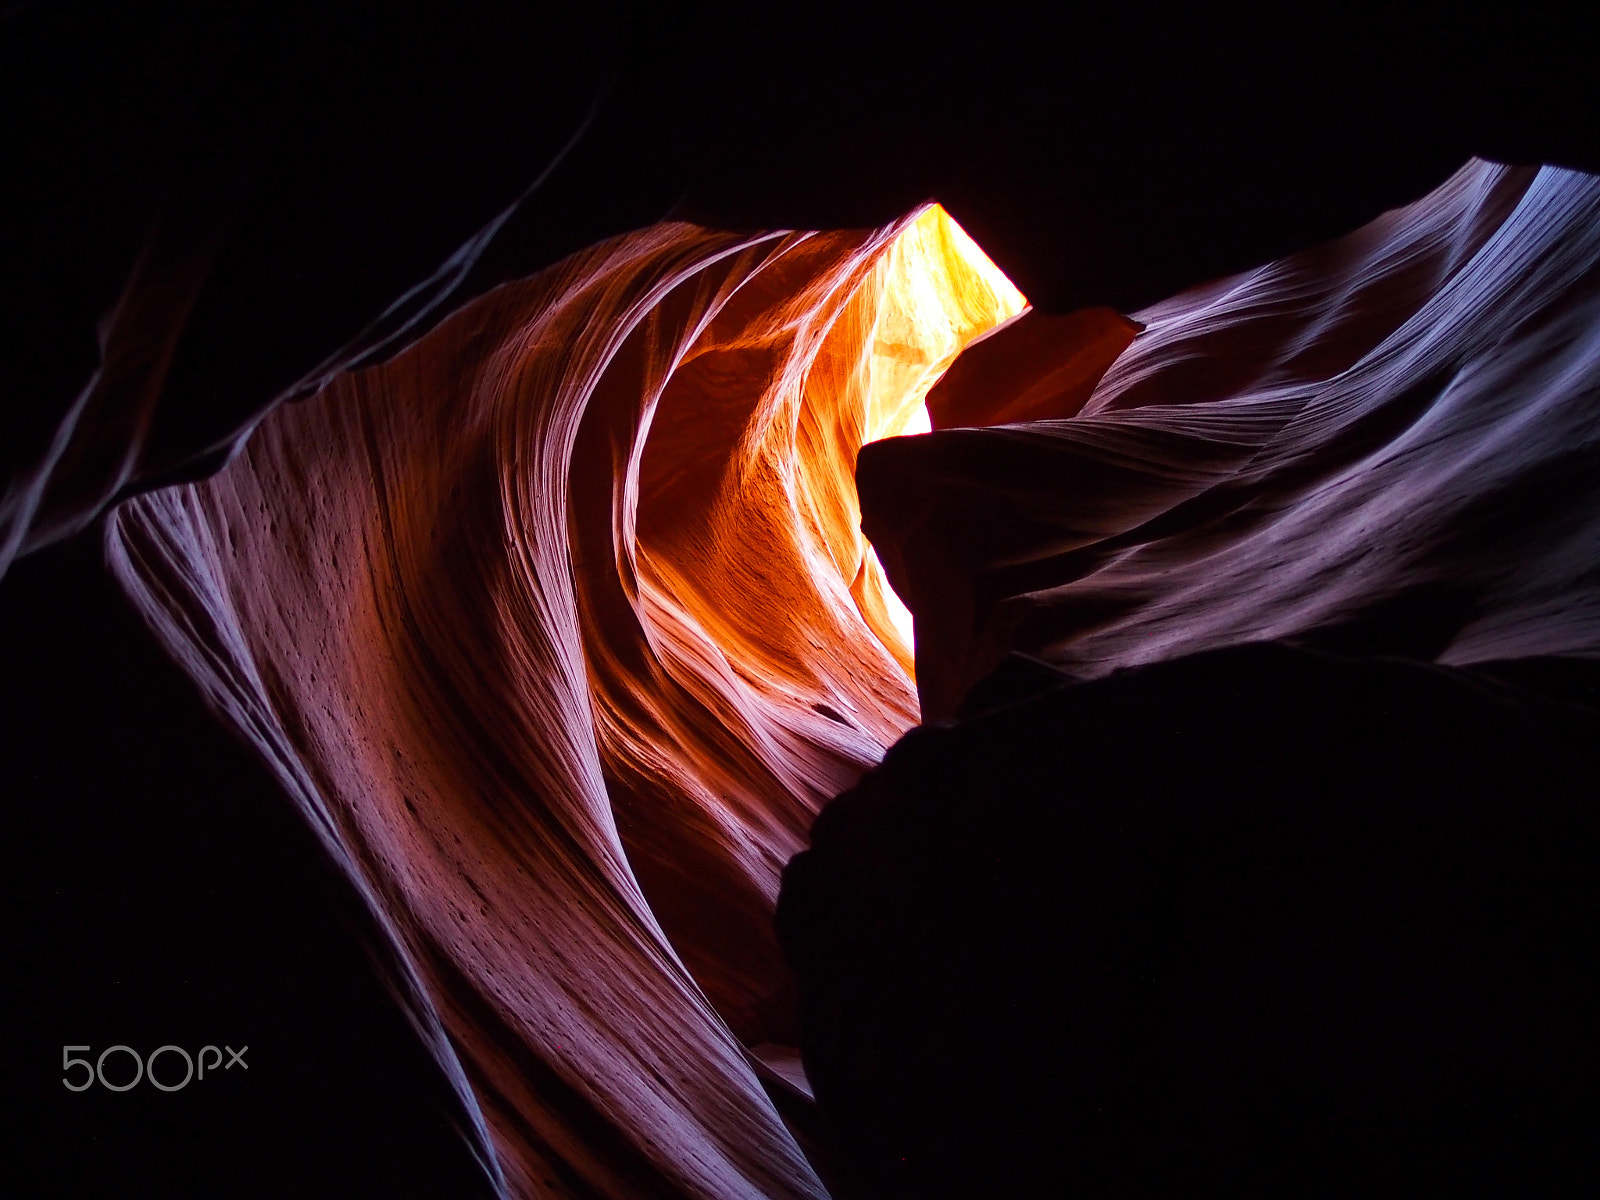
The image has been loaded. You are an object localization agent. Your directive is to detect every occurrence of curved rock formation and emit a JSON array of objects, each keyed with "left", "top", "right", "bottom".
[
  {"left": 862, "top": 159, "right": 1600, "bottom": 717},
  {"left": 100, "top": 154, "right": 1600, "bottom": 1196},
  {"left": 782, "top": 156, "right": 1600, "bottom": 1194},
  {"left": 107, "top": 206, "right": 1020, "bottom": 1198}
]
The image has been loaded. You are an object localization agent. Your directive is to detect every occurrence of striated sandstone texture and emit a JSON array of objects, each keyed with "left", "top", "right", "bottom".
[
  {"left": 108, "top": 205, "right": 1020, "bottom": 1199},
  {"left": 105, "top": 156, "right": 1600, "bottom": 1197},
  {"left": 782, "top": 156, "right": 1600, "bottom": 1195},
  {"left": 863, "top": 160, "right": 1600, "bottom": 717}
]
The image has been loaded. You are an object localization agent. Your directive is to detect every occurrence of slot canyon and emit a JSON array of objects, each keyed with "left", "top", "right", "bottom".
[{"left": 6, "top": 4, "right": 1600, "bottom": 1197}]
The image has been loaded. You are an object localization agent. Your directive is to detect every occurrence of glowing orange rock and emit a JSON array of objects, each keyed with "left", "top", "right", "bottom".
[
  {"left": 108, "top": 204, "right": 1021, "bottom": 1199},
  {"left": 105, "top": 151, "right": 1600, "bottom": 1198}
]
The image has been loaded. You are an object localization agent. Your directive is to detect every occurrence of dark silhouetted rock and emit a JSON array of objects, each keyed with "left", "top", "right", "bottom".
[{"left": 778, "top": 642, "right": 1600, "bottom": 1197}]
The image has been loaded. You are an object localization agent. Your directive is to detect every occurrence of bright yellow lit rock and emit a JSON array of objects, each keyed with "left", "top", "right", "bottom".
[{"left": 846, "top": 204, "right": 1029, "bottom": 659}]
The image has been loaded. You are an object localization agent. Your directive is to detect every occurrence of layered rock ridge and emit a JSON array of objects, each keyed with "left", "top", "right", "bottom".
[
  {"left": 861, "top": 159, "right": 1600, "bottom": 718},
  {"left": 107, "top": 205, "right": 1022, "bottom": 1199},
  {"left": 780, "top": 157, "right": 1600, "bottom": 1195},
  {"left": 105, "top": 155, "right": 1600, "bottom": 1197}
]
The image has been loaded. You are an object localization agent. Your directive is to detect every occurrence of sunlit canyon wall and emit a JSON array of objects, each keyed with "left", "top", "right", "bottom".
[
  {"left": 108, "top": 159, "right": 1600, "bottom": 1195},
  {"left": 108, "top": 206, "right": 1022, "bottom": 1199}
]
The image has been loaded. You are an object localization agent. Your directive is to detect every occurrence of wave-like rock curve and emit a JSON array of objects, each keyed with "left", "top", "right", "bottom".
[
  {"left": 107, "top": 206, "right": 1022, "bottom": 1198},
  {"left": 104, "top": 156, "right": 1600, "bottom": 1196},
  {"left": 862, "top": 160, "right": 1600, "bottom": 717}
]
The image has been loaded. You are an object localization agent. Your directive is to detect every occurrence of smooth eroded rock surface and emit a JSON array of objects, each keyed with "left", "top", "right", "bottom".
[{"left": 107, "top": 206, "right": 1019, "bottom": 1198}]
